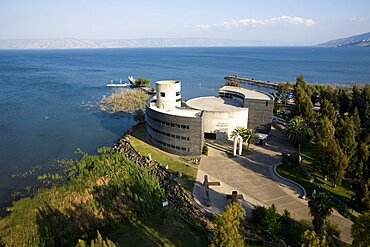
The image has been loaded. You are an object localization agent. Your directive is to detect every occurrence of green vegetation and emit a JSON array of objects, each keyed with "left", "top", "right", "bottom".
[
  {"left": 129, "top": 124, "right": 198, "bottom": 191},
  {"left": 230, "top": 126, "right": 259, "bottom": 150},
  {"left": 250, "top": 205, "right": 311, "bottom": 246},
  {"left": 211, "top": 202, "right": 246, "bottom": 247},
  {"left": 301, "top": 230, "right": 329, "bottom": 247},
  {"left": 100, "top": 89, "right": 149, "bottom": 113},
  {"left": 308, "top": 193, "right": 333, "bottom": 236},
  {"left": 0, "top": 148, "right": 206, "bottom": 246},
  {"left": 276, "top": 76, "right": 370, "bottom": 215},
  {"left": 224, "top": 80, "right": 241, "bottom": 87},
  {"left": 351, "top": 214, "right": 370, "bottom": 247},
  {"left": 202, "top": 145, "right": 208, "bottom": 155},
  {"left": 133, "top": 78, "right": 150, "bottom": 87}
]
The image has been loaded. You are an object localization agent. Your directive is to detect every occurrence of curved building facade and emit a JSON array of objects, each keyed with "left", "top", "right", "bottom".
[{"left": 146, "top": 80, "right": 274, "bottom": 156}]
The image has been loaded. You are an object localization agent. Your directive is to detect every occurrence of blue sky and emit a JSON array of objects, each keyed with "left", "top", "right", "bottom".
[{"left": 0, "top": 0, "right": 369, "bottom": 44}]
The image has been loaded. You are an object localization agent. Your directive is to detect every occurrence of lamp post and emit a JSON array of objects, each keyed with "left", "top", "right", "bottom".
[{"left": 298, "top": 144, "right": 302, "bottom": 165}]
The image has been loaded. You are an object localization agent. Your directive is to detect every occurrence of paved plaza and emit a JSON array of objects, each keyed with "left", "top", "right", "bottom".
[{"left": 193, "top": 126, "right": 353, "bottom": 243}]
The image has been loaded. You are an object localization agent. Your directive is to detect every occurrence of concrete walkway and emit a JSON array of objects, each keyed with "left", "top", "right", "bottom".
[{"left": 193, "top": 126, "right": 353, "bottom": 243}]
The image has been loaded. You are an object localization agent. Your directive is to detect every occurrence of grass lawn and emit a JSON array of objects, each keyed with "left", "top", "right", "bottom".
[
  {"left": 300, "top": 143, "right": 360, "bottom": 213},
  {"left": 109, "top": 209, "right": 208, "bottom": 247},
  {"left": 129, "top": 124, "right": 198, "bottom": 191},
  {"left": 276, "top": 165, "right": 314, "bottom": 196}
]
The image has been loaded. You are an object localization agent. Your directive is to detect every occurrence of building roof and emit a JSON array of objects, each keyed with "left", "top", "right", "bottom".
[
  {"left": 186, "top": 96, "right": 245, "bottom": 112},
  {"left": 220, "top": 86, "right": 272, "bottom": 100},
  {"left": 147, "top": 96, "right": 201, "bottom": 118}
]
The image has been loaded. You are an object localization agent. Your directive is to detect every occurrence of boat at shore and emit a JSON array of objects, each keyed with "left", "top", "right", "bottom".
[
  {"left": 128, "top": 75, "right": 136, "bottom": 84},
  {"left": 106, "top": 78, "right": 130, "bottom": 87}
]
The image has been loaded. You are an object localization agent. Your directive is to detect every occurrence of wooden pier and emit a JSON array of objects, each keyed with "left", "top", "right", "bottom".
[{"left": 224, "top": 75, "right": 279, "bottom": 90}]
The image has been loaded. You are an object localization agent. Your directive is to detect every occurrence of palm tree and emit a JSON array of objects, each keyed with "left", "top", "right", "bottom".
[
  {"left": 230, "top": 127, "right": 258, "bottom": 150},
  {"left": 308, "top": 193, "right": 333, "bottom": 236},
  {"left": 285, "top": 116, "right": 307, "bottom": 145},
  {"left": 230, "top": 126, "right": 248, "bottom": 141},
  {"left": 245, "top": 128, "right": 258, "bottom": 149}
]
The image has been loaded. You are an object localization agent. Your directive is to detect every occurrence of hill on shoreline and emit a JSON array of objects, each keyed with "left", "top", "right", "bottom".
[{"left": 318, "top": 32, "right": 370, "bottom": 47}]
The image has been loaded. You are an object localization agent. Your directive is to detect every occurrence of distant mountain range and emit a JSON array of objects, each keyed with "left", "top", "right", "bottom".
[
  {"left": 318, "top": 32, "right": 370, "bottom": 47},
  {"left": 0, "top": 38, "right": 270, "bottom": 49}
]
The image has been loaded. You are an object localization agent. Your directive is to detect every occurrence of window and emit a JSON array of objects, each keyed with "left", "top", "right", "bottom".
[
  {"left": 266, "top": 101, "right": 269, "bottom": 106},
  {"left": 176, "top": 98, "right": 181, "bottom": 102},
  {"left": 176, "top": 91, "right": 180, "bottom": 96},
  {"left": 160, "top": 92, "right": 165, "bottom": 97}
]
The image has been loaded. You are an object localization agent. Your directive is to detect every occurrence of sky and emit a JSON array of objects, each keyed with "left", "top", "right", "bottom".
[{"left": 0, "top": 0, "right": 369, "bottom": 45}]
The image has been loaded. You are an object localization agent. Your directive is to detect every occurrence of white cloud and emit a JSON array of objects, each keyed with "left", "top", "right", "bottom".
[
  {"left": 195, "top": 16, "right": 316, "bottom": 30},
  {"left": 196, "top": 24, "right": 211, "bottom": 30},
  {"left": 350, "top": 17, "right": 366, "bottom": 22}
]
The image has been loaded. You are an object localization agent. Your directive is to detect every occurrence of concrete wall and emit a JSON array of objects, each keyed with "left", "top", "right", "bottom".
[
  {"left": 202, "top": 110, "right": 249, "bottom": 140},
  {"left": 244, "top": 98, "right": 274, "bottom": 133},
  {"left": 146, "top": 106, "right": 203, "bottom": 155},
  {"left": 156, "top": 80, "right": 181, "bottom": 109}
]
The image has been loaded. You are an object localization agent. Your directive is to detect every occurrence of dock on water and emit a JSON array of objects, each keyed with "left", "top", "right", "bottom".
[{"left": 224, "top": 75, "right": 279, "bottom": 89}]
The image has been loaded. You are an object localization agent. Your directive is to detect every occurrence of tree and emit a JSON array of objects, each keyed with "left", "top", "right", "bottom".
[
  {"left": 336, "top": 116, "right": 357, "bottom": 160},
  {"left": 295, "top": 86, "right": 315, "bottom": 121},
  {"left": 338, "top": 88, "right": 350, "bottom": 117},
  {"left": 251, "top": 205, "right": 280, "bottom": 235},
  {"left": 316, "top": 116, "right": 335, "bottom": 144},
  {"left": 133, "top": 77, "right": 150, "bottom": 87},
  {"left": 76, "top": 231, "right": 117, "bottom": 247},
  {"left": 351, "top": 214, "right": 370, "bottom": 247},
  {"left": 286, "top": 116, "right": 307, "bottom": 145},
  {"left": 308, "top": 193, "right": 333, "bottom": 236},
  {"left": 301, "top": 230, "right": 329, "bottom": 247},
  {"left": 316, "top": 138, "right": 348, "bottom": 187},
  {"left": 320, "top": 100, "right": 337, "bottom": 125},
  {"left": 245, "top": 128, "right": 259, "bottom": 149},
  {"left": 211, "top": 202, "right": 246, "bottom": 247},
  {"left": 230, "top": 127, "right": 258, "bottom": 150}
]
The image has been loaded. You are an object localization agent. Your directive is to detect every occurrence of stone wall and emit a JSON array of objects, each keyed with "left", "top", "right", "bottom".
[
  {"left": 244, "top": 98, "right": 274, "bottom": 133},
  {"left": 114, "top": 125, "right": 210, "bottom": 228}
]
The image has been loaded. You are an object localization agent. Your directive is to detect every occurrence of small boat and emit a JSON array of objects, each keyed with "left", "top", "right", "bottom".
[
  {"left": 106, "top": 78, "right": 130, "bottom": 87},
  {"left": 128, "top": 76, "right": 136, "bottom": 84}
]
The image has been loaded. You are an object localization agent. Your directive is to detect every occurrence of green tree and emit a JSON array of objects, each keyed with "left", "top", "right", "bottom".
[
  {"left": 286, "top": 116, "right": 307, "bottom": 145},
  {"left": 336, "top": 116, "right": 357, "bottom": 160},
  {"left": 295, "top": 86, "right": 315, "bottom": 121},
  {"left": 301, "top": 230, "right": 329, "bottom": 247},
  {"left": 351, "top": 214, "right": 370, "bottom": 247},
  {"left": 250, "top": 205, "right": 280, "bottom": 235},
  {"left": 76, "top": 231, "right": 117, "bottom": 247},
  {"left": 308, "top": 193, "right": 333, "bottom": 236},
  {"left": 316, "top": 138, "right": 348, "bottom": 187},
  {"left": 316, "top": 116, "right": 335, "bottom": 144},
  {"left": 320, "top": 100, "right": 337, "bottom": 125},
  {"left": 230, "top": 127, "right": 258, "bottom": 150},
  {"left": 134, "top": 77, "right": 150, "bottom": 87},
  {"left": 211, "top": 202, "right": 246, "bottom": 247},
  {"left": 338, "top": 88, "right": 351, "bottom": 117}
]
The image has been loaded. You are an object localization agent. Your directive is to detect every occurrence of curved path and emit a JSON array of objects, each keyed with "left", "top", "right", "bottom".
[{"left": 193, "top": 126, "right": 353, "bottom": 243}]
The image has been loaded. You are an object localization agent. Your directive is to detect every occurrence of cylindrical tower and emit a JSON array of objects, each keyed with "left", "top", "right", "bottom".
[{"left": 156, "top": 80, "right": 181, "bottom": 109}]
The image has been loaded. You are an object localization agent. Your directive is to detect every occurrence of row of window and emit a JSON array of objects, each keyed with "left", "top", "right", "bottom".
[
  {"left": 147, "top": 114, "right": 190, "bottom": 129},
  {"left": 148, "top": 124, "right": 190, "bottom": 141},
  {"left": 220, "top": 91, "right": 269, "bottom": 106},
  {"left": 219, "top": 91, "right": 245, "bottom": 101},
  {"left": 159, "top": 91, "right": 181, "bottom": 97},
  {"left": 148, "top": 133, "right": 189, "bottom": 152}
]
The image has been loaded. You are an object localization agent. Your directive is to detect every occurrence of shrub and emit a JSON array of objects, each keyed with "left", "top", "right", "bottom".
[
  {"left": 202, "top": 146, "right": 208, "bottom": 155},
  {"left": 134, "top": 78, "right": 150, "bottom": 87},
  {"left": 281, "top": 152, "right": 299, "bottom": 170}
]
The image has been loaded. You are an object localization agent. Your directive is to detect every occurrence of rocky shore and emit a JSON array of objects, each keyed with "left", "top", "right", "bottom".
[{"left": 114, "top": 123, "right": 212, "bottom": 229}]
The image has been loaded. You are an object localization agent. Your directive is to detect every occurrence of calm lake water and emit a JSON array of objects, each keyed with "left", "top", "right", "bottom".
[{"left": 0, "top": 47, "right": 369, "bottom": 209}]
